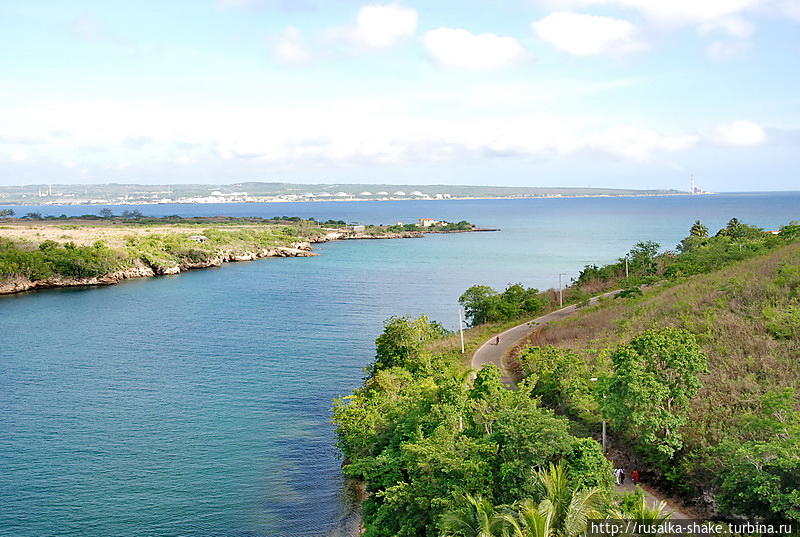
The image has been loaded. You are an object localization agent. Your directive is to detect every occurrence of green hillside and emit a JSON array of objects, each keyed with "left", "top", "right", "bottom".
[
  {"left": 514, "top": 231, "right": 800, "bottom": 521},
  {"left": 334, "top": 219, "right": 800, "bottom": 537}
]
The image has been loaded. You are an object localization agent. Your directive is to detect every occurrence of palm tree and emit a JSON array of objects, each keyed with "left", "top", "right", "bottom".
[
  {"left": 497, "top": 498, "right": 553, "bottom": 537},
  {"left": 609, "top": 493, "right": 671, "bottom": 525},
  {"left": 532, "top": 462, "right": 605, "bottom": 537},
  {"left": 442, "top": 493, "right": 504, "bottom": 537}
]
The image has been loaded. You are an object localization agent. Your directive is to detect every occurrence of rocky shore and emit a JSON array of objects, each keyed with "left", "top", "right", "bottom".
[{"left": 0, "top": 229, "right": 446, "bottom": 296}]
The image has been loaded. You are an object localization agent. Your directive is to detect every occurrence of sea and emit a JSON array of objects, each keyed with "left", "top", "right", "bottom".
[{"left": 1, "top": 193, "right": 798, "bottom": 537}]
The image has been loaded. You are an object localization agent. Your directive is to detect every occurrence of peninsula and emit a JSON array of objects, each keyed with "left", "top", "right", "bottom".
[{"left": 0, "top": 214, "right": 486, "bottom": 295}]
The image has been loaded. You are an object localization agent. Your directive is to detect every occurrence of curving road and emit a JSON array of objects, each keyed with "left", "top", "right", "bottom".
[
  {"left": 469, "top": 289, "right": 690, "bottom": 519},
  {"left": 471, "top": 290, "right": 620, "bottom": 385}
]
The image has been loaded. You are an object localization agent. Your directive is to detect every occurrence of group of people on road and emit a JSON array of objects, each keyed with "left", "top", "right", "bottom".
[{"left": 613, "top": 467, "right": 640, "bottom": 486}]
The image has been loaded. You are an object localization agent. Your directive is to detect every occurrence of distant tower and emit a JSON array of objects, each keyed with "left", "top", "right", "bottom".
[
  {"left": 690, "top": 174, "right": 696, "bottom": 194},
  {"left": 48, "top": 184, "right": 52, "bottom": 196}
]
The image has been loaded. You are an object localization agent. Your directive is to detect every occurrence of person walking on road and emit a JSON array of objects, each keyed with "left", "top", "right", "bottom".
[
  {"left": 632, "top": 470, "right": 639, "bottom": 485},
  {"left": 620, "top": 468, "right": 626, "bottom": 485},
  {"left": 613, "top": 468, "right": 621, "bottom": 485},
  {"left": 495, "top": 336, "right": 500, "bottom": 345}
]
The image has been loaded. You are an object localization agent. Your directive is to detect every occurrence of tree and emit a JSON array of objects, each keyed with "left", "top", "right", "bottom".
[
  {"left": 122, "top": 210, "right": 143, "bottom": 219},
  {"left": 0, "top": 209, "right": 14, "bottom": 217},
  {"left": 372, "top": 315, "right": 447, "bottom": 374},
  {"left": 600, "top": 328, "right": 707, "bottom": 461},
  {"left": 460, "top": 285, "right": 499, "bottom": 326},
  {"left": 530, "top": 462, "right": 604, "bottom": 537},
  {"left": 459, "top": 284, "right": 547, "bottom": 327},
  {"left": 716, "top": 389, "right": 800, "bottom": 521},
  {"left": 563, "top": 438, "right": 613, "bottom": 491},
  {"left": 715, "top": 217, "right": 762, "bottom": 239},
  {"left": 627, "top": 241, "right": 660, "bottom": 276},
  {"left": 689, "top": 220, "right": 708, "bottom": 238},
  {"left": 99, "top": 208, "right": 114, "bottom": 218},
  {"left": 22, "top": 212, "right": 43, "bottom": 220},
  {"left": 443, "top": 463, "right": 606, "bottom": 537},
  {"left": 442, "top": 494, "right": 503, "bottom": 537},
  {"left": 518, "top": 346, "right": 590, "bottom": 414},
  {"left": 497, "top": 498, "right": 553, "bottom": 537}
]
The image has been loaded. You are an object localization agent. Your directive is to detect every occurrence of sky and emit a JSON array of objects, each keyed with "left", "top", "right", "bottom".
[{"left": 0, "top": 1, "right": 799, "bottom": 191}]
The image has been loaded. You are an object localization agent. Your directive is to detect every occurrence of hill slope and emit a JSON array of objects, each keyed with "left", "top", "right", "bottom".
[{"left": 515, "top": 240, "right": 800, "bottom": 519}]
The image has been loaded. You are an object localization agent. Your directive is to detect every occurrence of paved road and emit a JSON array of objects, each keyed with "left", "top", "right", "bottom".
[
  {"left": 470, "top": 289, "right": 690, "bottom": 519},
  {"left": 471, "top": 290, "right": 620, "bottom": 385}
]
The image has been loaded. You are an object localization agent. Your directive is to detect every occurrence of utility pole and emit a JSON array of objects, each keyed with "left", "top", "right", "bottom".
[
  {"left": 458, "top": 308, "right": 465, "bottom": 354},
  {"left": 589, "top": 377, "right": 606, "bottom": 452},
  {"left": 558, "top": 273, "right": 567, "bottom": 308},
  {"left": 625, "top": 255, "right": 629, "bottom": 279}
]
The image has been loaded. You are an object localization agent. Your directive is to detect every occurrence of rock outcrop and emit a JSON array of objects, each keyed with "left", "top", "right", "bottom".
[{"left": 0, "top": 228, "right": 457, "bottom": 296}]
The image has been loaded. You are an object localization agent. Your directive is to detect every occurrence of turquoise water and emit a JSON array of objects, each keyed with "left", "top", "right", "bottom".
[{"left": 1, "top": 194, "right": 798, "bottom": 536}]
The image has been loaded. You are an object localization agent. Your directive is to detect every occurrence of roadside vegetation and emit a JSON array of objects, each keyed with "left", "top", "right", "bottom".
[
  {"left": 512, "top": 220, "right": 800, "bottom": 522},
  {"left": 334, "top": 218, "right": 800, "bottom": 535},
  {"left": 332, "top": 316, "right": 659, "bottom": 537}
]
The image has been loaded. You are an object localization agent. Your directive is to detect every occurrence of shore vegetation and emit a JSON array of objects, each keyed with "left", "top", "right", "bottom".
[{"left": 335, "top": 218, "right": 800, "bottom": 534}]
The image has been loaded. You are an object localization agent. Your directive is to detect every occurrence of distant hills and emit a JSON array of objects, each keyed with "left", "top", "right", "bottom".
[{"left": 0, "top": 182, "right": 687, "bottom": 205}]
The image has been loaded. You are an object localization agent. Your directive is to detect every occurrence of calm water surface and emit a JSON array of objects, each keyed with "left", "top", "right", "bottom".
[{"left": 1, "top": 193, "right": 798, "bottom": 536}]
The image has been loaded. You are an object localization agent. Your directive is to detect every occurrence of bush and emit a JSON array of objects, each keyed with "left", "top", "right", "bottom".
[{"left": 459, "top": 283, "right": 546, "bottom": 326}]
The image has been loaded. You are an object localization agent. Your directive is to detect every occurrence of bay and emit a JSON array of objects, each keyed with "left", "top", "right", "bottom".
[{"left": 1, "top": 193, "right": 798, "bottom": 537}]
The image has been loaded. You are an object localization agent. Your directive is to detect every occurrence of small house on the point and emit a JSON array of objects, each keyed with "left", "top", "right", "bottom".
[{"left": 418, "top": 218, "right": 439, "bottom": 227}]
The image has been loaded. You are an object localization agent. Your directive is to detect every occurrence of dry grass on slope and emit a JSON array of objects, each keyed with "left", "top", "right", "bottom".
[{"left": 514, "top": 241, "right": 800, "bottom": 448}]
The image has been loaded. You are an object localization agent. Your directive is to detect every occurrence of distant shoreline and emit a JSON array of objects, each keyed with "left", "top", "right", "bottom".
[
  {"left": 0, "top": 222, "right": 494, "bottom": 296},
  {"left": 0, "top": 191, "right": 713, "bottom": 207}
]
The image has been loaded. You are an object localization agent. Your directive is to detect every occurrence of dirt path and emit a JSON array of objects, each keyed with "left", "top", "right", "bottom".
[{"left": 470, "top": 290, "right": 690, "bottom": 519}]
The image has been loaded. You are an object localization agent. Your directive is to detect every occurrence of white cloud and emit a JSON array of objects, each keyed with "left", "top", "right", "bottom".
[
  {"left": 424, "top": 28, "right": 527, "bottom": 69},
  {"left": 10, "top": 149, "right": 28, "bottom": 161},
  {"left": 699, "top": 16, "right": 754, "bottom": 37},
  {"left": 532, "top": 12, "right": 645, "bottom": 55},
  {"left": 353, "top": 4, "right": 417, "bottom": 48},
  {"left": 588, "top": 126, "right": 698, "bottom": 159},
  {"left": 775, "top": 0, "right": 800, "bottom": 21},
  {"left": 706, "top": 39, "right": 751, "bottom": 58},
  {"left": 215, "top": 0, "right": 256, "bottom": 8},
  {"left": 714, "top": 120, "right": 767, "bottom": 145},
  {"left": 274, "top": 26, "right": 312, "bottom": 64},
  {"left": 549, "top": 0, "right": 761, "bottom": 24},
  {"left": 0, "top": 99, "right": 773, "bottom": 170}
]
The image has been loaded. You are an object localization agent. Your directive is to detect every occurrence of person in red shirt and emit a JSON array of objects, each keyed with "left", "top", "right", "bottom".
[{"left": 632, "top": 470, "right": 640, "bottom": 484}]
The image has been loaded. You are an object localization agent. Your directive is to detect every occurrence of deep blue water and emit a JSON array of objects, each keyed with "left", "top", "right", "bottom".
[{"left": 1, "top": 193, "right": 798, "bottom": 537}]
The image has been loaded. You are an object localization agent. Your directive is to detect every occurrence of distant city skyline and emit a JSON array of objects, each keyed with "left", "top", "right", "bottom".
[{"left": 1, "top": 1, "right": 798, "bottom": 191}]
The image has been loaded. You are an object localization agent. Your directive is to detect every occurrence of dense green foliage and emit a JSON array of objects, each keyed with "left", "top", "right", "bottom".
[
  {"left": 333, "top": 316, "right": 612, "bottom": 537},
  {"left": 0, "top": 237, "right": 126, "bottom": 280},
  {"left": 715, "top": 388, "right": 800, "bottom": 521},
  {"left": 576, "top": 220, "right": 800, "bottom": 289},
  {"left": 515, "top": 222, "right": 800, "bottom": 521},
  {"left": 123, "top": 225, "right": 309, "bottom": 271},
  {"left": 442, "top": 462, "right": 611, "bottom": 537},
  {"left": 600, "top": 329, "right": 707, "bottom": 462},
  {"left": 385, "top": 220, "right": 474, "bottom": 233},
  {"left": 459, "top": 283, "right": 548, "bottom": 326}
]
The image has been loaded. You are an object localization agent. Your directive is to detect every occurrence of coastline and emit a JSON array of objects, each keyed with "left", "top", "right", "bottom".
[
  {"left": 0, "top": 228, "right": 483, "bottom": 296},
  {"left": 0, "top": 191, "right": 713, "bottom": 207}
]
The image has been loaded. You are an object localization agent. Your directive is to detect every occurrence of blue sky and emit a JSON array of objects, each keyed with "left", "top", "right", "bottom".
[{"left": 1, "top": 0, "right": 798, "bottom": 191}]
